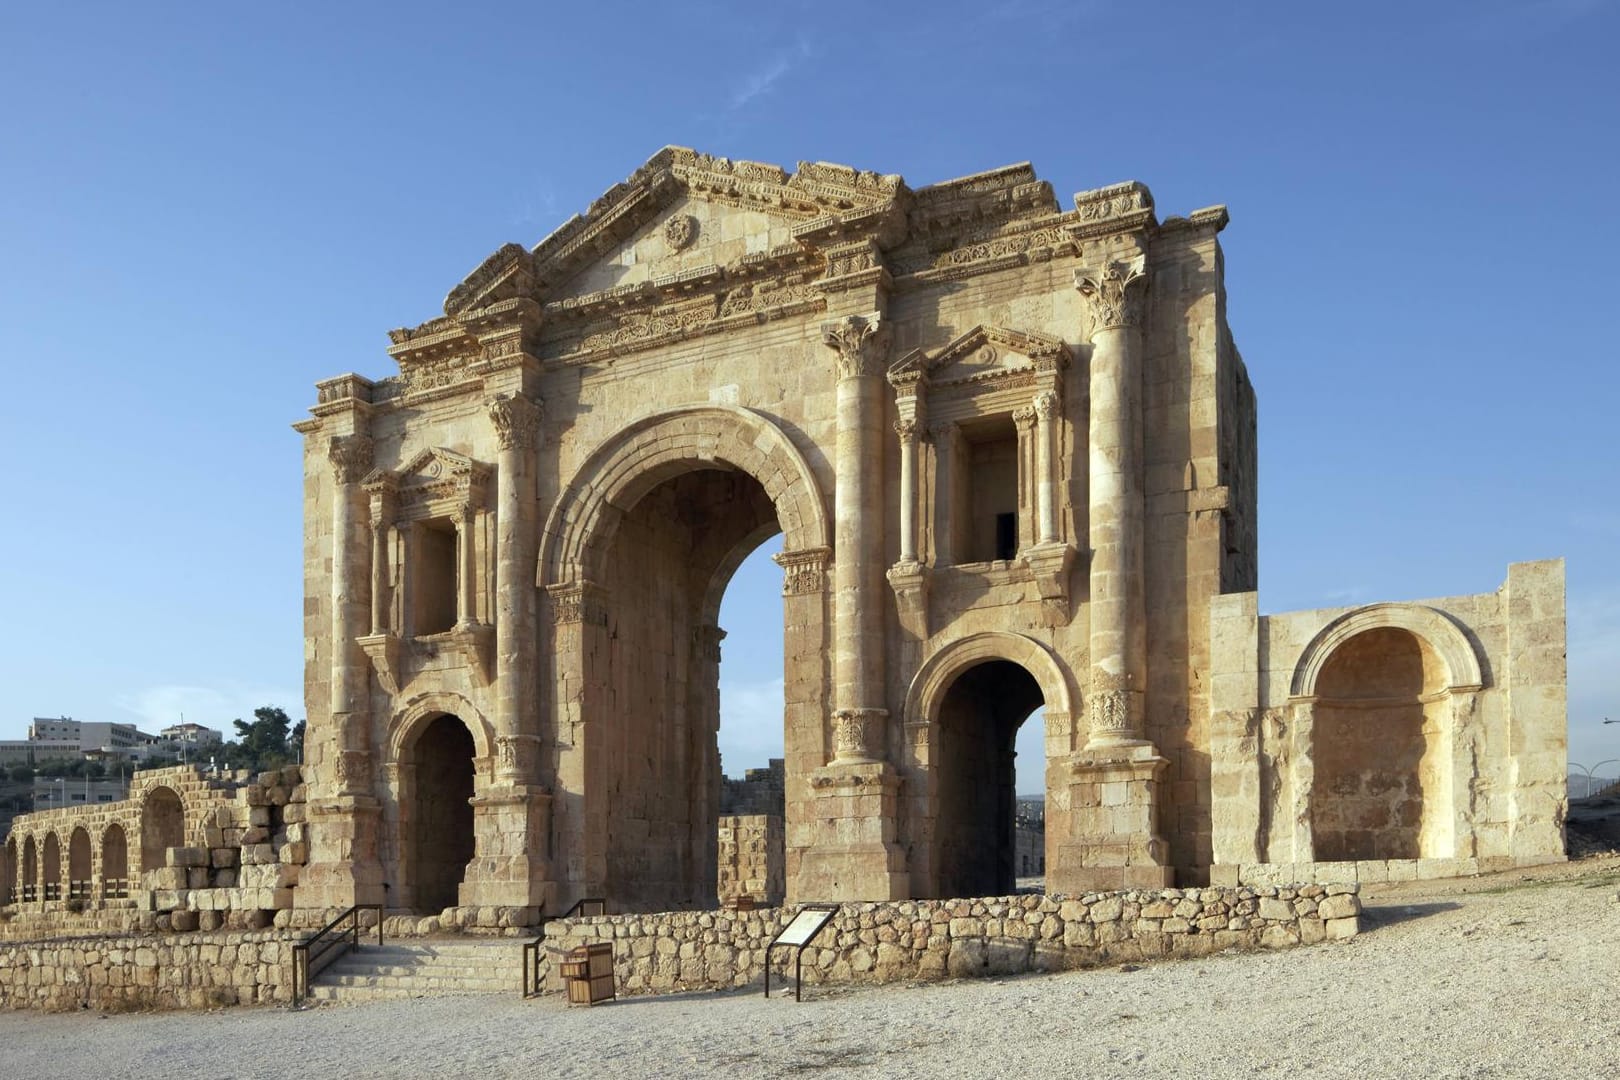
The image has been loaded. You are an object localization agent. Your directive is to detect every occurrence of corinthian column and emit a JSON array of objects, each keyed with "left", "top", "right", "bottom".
[
  {"left": 821, "top": 312, "right": 889, "bottom": 764},
  {"left": 486, "top": 391, "right": 542, "bottom": 763},
  {"left": 1033, "top": 390, "right": 1060, "bottom": 545},
  {"left": 327, "top": 433, "right": 374, "bottom": 790},
  {"left": 1077, "top": 257, "right": 1149, "bottom": 748}
]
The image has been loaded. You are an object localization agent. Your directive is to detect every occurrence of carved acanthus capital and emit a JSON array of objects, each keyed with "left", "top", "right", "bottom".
[
  {"left": 1091, "top": 689, "right": 1136, "bottom": 738},
  {"left": 821, "top": 313, "right": 889, "bottom": 379},
  {"left": 894, "top": 417, "right": 918, "bottom": 441},
  {"left": 1012, "top": 406, "right": 1038, "bottom": 431},
  {"left": 495, "top": 734, "right": 542, "bottom": 781},
  {"left": 1033, "top": 390, "right": 1060, "bottom": 421},
  {"left": 773, "top": 547, "right": 831, "bottom": 596},
  {"left": 1075, "top": 257, "right": 1149, "bottom": 334},
  {"left": 328, "top": 434, "right": 374, "bottom": 486},
  {"left": 487, "top": 392, "right": 543, "bottom": 452},
  {"left": 832, "top": 707, "right": 887, "bottom": 765}
]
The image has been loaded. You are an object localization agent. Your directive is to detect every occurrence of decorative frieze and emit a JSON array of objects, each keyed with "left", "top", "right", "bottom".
[{"left": 547, "top": 581, "right": 609, "bottom": 627}]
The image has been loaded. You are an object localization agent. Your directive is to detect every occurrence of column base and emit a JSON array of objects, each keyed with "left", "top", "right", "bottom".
[
  {"left": 1048, "top": 746, "right": 1174, "bottom": 893},
  {"left": 794, "top": 762, "right": 908, "bottom": 901}
]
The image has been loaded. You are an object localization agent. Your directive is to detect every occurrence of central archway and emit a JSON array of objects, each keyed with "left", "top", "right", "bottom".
[{"left": 543, "top": 405, "right": 828, "bottom": 913}]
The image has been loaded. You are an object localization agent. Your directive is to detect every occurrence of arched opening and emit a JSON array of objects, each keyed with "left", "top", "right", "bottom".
[
  {"left": 407, "top": 713, "right": 476, "bottom": 914},
  {"left": 2, "top": 837, "right": 15, "bottom": 905},
  {"left": 141, "top": 786, "right": 185, "bottom": 873},
  {"left": 42, "top": 833, "right": 61, "bottom": 902},
  {"left": 934, "top": 660, "right": 1045, "bottom": 897},
  {"left": 1311, "top": 627, "right": 1449, "bottom": 860},
  {"left": 68, "top": 827, "right": 92, "bottom": 901},
  {"left": 102, "top": 823, "right": 129, "bottom": 899},
  {"left": 22, "top": 837, "right": 37, "bottom": 902},
  {"left": 593, "top": 466, "right": 782, "bottom": 912}
]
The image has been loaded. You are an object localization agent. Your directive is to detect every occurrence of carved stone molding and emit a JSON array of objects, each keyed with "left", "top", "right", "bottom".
[
  {"left": 695, "top": 624, "right": 727, "bottom": 664},
  {"left": 356, "top": 632, "right": 403, "bottom": 696},
  {"left": 832, "top": 707, "right": 888, "bottom": 765},
  {"left": 448, "top": 622, "right": 494, "bottom": 684},
  {"left": 547, "top": 581, "right": 609, "bottom": 627},
  {"left": 886, "top": 561, "right": 930, "bottom": 640},
  {"left": 1020, "top": 541, "right": 1076, "bottom": 626},
  {"left": 1075, "top": 257, "right": 1149, "bottom": 334},
  {"left": 328, "top": 434, "right": 374, "bottom": 485},
  {"left": 773, "top": 547, "right": 831, "bottom": 596},
  {"left": 487, "top": 392, "right": 543, "bottom": 452},
  {"left": 821, "top": 313, "right": 888, "bottom": 380}
]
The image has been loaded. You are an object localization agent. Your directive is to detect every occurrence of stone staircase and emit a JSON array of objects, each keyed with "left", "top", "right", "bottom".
[{"left": 304, "top": 937, "right": 528, "bottom": 1003}]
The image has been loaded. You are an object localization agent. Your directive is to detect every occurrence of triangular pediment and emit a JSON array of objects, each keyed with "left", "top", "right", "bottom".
[
  {"left": 442, "top": 147, "right": 907, "bottom": 316},
  {"left": 890, "top": 325, "right": 1069, "bottom": 389},
  {"left": 364, "top": 448, "right": 490, "bottom": 503}
]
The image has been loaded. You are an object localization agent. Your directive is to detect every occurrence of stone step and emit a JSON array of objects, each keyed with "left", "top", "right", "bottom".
[{"left": 305, "top": 940, "right": 528, "bottom": 1003}]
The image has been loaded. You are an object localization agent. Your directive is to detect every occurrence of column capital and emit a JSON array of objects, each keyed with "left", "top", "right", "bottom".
[
  {"left": 1012, "top": 405, "right": 1038, "bottom": 431},
  {"left": 487, "top": 392, "right": 543, "bottom": 452},
  {"left": 772, "top": 546, "right": 831, "bottom": 596},
  {"left": 328, "top": 434, "right": 374, "bottom": 485},
  {"left": 820, "top": 312, "right": 889, "bottom": 379},
  {"left": 832, "top": 707, "right": 888, "bottom": 765},
  {"left": 894, "top": 417, "right": 919, "bottom": 441},
  {"left": 1033, "top": 389, "right": 1060, "bottom": 420},
  {"left": 1075, "top": 257, "right": 1149, "bottom": 335}
]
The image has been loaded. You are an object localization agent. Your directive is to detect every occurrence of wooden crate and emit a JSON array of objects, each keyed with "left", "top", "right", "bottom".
[
  {"left": 562, "top": 943, "right": 615, "bottom": 1004},
  {"left": 566, "top": 972, "right": 616, "bottom": 1005}
]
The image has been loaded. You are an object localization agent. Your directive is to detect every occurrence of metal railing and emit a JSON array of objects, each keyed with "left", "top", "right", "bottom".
[
  {"left": 43, "top": 883, "right": 61, "bottom": 902},
  {"left": 68, "top": 880, "right": 92, "bottom": 902},
  {"left": 522, "top": 898, "right": 607, "bottom": 998},
  {"left": 292, "top": 904, "right": 383, "bottom": 1006},
  {"left": 103, "top": 878, "right": 129, "bottom": 900}
]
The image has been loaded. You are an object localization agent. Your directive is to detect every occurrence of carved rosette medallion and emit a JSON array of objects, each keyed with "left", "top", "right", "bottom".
[
  {"left": 820, "top": 313, "right": 889, "bottom": 380},
  {"left": 664, "top": 214, "right": 698, "bottom": 252},
  {"left": 487, "top": 392, "right": 542, "bottom": 452},
  {"left": 1075, "top": 257, "right": 1149, "bottom": 334},
  {"left": 773, "top": 547, "right": 831, "bottom": 596},
  {"left": 832, "top": 707, "right": 887, "bottom": 764},
  {"left": 328, "top": 434, "right": 374, "bottom": 486}
]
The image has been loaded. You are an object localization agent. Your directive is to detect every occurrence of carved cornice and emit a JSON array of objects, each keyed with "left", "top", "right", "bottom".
[
  {"left": 1068, "top": 181, "right": 1156, "bottom": 241},
  {"left": 821, "top": 313, "right": 888, "bottom": 380},
  {"left": 487, "top": 392, "right": 543, "bottom": 452},
  {"left": 328, "top": 435, "right": 374, "bottom": 486},
  {"left": 1076, "top": 257, "right": 1149, "bottom": 334},
  {"left": 773, "top": 547, "right": 831, "bottom": 596}
]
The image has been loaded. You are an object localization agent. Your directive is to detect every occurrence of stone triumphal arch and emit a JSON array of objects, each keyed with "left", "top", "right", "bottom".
[{"left": 292, "top": 148, "right": 1567, "bottom": 919}]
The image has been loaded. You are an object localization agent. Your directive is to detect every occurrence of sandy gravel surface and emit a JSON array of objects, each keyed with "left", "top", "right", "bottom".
[{"left": 4, "top": 858, "right": 1619, "bottom": 1079}]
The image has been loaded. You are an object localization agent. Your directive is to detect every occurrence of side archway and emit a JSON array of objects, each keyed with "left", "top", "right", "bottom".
[
  {"left": 901, "top": 632, "right": 1077, "bottom": 899},
  {"left": 384, "top": 693, "right": 491, "bottom": 914},
  {"left": 1291, "top": 603, "right": 1483, "bottom": 699}
]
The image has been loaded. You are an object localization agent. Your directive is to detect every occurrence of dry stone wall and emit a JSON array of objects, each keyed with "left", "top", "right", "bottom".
[
  {"left": 716, "top": 814, "right": 784, "bottom": 907},
  {"left": 0, "top": 930, "right": 301, "bottom": 1011},
  {"left": 540, "top": 883, "right": 1361, "bottom": 997}
]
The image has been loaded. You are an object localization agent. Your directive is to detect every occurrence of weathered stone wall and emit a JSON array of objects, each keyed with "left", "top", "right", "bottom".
[
  {"left": 539, "top": 883, "right": 1361, "bottom": 997},
  {"left": 717, "top": 814, "right": 783, "bottom": 906},
  {"left": 0, "top": 930, "right": 300, "bottom": 1011}
]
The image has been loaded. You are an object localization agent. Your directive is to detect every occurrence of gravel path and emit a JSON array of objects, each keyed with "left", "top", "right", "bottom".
[{"left": 5, "top": 858, "right": 1619, "bottom": 1079}]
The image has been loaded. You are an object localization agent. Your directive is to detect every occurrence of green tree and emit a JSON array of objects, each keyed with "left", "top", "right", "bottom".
[
  {"left": 8, "top": 765, "right": 34, "bottom": 783},
  {"left": 220, "top": 706, "right": 297, "bottom": 772}
]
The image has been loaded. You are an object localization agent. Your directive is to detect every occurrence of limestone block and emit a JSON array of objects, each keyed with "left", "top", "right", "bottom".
[{"left": 166, "top": 847, "right": 209, "bottom": 869}]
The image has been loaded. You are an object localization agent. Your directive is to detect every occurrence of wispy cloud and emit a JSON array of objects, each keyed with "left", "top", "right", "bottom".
[
  {"left": 728, "top": 36, "right": 814, "bottom": 112},
  {"left": 114, "top": 683, "right": 303, "bottom": 737}
]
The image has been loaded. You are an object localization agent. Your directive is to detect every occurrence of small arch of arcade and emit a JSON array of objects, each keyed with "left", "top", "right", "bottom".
[
  {"left": 140, "top": 786, "right": 187, "bottom": 874},
  {"left": 382, "top": 692, "right": 494, "bottom": 914},
  {"left": 541, "top": 404, "right": 829, "bottom": 914},
  {"left": 1288, "top": 603, "right": 1484, "bottom": 863},
  {"left": 901, "top": 632, "right": 1076, "bottom": 899}
]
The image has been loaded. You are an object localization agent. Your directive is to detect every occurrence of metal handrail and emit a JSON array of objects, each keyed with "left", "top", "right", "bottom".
[
  {"left": 522, "top": 898, "right": 607, "bottom": 998},
  {"left": 292, "top": 903, "right": 383, "bottom": 1006}
]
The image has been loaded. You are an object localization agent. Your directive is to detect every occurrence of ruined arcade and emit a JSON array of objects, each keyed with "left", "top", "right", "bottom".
[{"left": 6, "top": 148, "right": 1562, "bottom": 933}]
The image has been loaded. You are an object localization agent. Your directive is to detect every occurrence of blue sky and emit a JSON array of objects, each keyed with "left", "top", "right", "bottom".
[{"left": 2, "top": 2, "right": 1617, "bottom": 793}]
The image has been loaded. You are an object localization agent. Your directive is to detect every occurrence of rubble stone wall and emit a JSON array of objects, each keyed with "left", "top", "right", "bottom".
[
  {"left": 540, "top": 883, "right": 1361, "bottom": 997},
  {"left": 716, "top": 814, "right": 784, "bottom": 906},
  {"left": 0, "top": 930, "right": 301, "bottom": 1011}
]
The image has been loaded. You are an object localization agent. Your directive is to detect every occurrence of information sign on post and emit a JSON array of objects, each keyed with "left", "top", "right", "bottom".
[{"left": 764, "top": 904, "right": 839, "bottom": 1001}]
